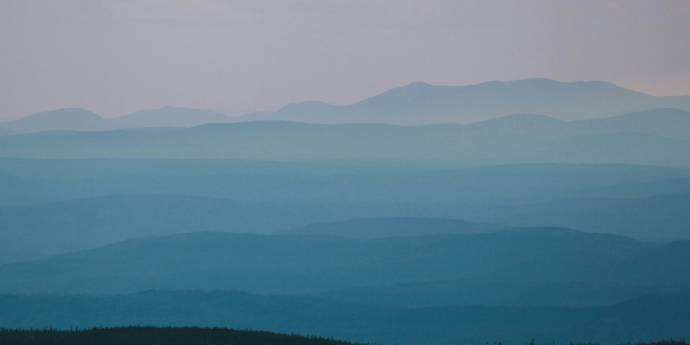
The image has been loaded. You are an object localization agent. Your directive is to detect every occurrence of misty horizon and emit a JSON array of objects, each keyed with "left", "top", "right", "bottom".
[
  {"left": 2, "top": 0, "right": 690, "bottom": 120},
  {"left": 2, "top": 1, "right": 690, "bottom": 345},
  {"left": 3, "top": 77, "right": 690, "bottom": 121}
]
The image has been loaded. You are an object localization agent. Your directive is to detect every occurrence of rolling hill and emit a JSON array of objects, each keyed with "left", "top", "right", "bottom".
[
  {"left": 0, "top": 198, "right": 503, "bottom": 264},
  {"left": 2, "top": 159, "right": 687, "bottom": 207},
  {"left": 0, "top": 108, "right": 108, "bottom": 132},
  {"left": 2, "top": 110, "right": 690, "bottom": 165},
  {"left": 0, "top": 195, "right": 357, "bottom": 263},
  {"left": 283, "top": 217, "right": 498, "bottom": 239},
  {"left": 5, "top": 192, "right": 690, "bottom": 265},
  {"left": 457, "top": 194, "right": 690, "bottom": 241},
  {"left": 571, "top": 108, "right": 690, "bottom": 140},
  {"left": 0, "top": 107, "right": 230, "bottom": 133},
  {"left": 1, "top": 229, "right": 688, "bottom": 297}
]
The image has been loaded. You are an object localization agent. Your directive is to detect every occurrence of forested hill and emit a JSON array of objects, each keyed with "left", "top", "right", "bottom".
[
  {"left": 0, "top": 327, "right": 359, "bottom": 345},
  {"left": 0, "top": 327, "right": 686, "bottom": 345}
]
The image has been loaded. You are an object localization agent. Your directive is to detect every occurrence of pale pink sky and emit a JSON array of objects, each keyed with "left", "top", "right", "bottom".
[{"left": 1, "top": 0, "right": 690, "bottom": 119}]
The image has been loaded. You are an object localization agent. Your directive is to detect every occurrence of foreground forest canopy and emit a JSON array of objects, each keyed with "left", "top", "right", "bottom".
[
  {"left": 0, "top": 328, "right": 686, "bottom": 345},
  {"left": 0, "top": 327, "right": 359, "bottom": 345}
]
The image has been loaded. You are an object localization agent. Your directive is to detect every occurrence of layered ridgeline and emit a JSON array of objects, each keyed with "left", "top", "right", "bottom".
[
  {"left": 3, "top": 159, "right": 689, "bottom": 207},
  {"left": 2, "top": 79, "right": 689, "bottom": 345},
  {"left": 4, "top": 79, "right": 690, "bottom": 134},
  {"left": 1, "top": 228, "right": 689, "bottom": 307},
  {"left": 244, "top": 79, "right": 690, "bottom": 124},
  {"left": 0, "top": 107, "right": 230, "bottom": 134},
  {"left": 1, "top": 108, "right": 689, "bottom": 165},
  {"left": 2, "top": 160, "right": 690, "bottom": 264},
  {"left": 0, "top": 203, "right": 502, "bottom": 264}
]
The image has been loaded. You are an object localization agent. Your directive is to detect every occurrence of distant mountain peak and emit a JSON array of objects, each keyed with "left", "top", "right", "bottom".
[
  {"left": 400, "top": 81, "right": 434, "bottom": 88},
  {"left": 0, "top": 108, "right": 105, "bottom": 132},
  {"left": 0, "top": 106, "right": 232, "bottom": 134},
  {"left": 236, "top": 78, "right": 685, "bottom": 125}
]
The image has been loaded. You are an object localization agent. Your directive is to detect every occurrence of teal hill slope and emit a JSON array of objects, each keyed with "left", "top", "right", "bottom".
[
  {"left": 1, "top": 229, "right": 689, "bottom": 300},
  {"left": 0, "top": 107, "right": 230, "bottom": 133}
]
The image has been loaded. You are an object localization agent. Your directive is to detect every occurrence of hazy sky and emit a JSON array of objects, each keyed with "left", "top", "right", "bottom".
[{"left": 1, "top": 0, "right": 690, "bottom": 120}]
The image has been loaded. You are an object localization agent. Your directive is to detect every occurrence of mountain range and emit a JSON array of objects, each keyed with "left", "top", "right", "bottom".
[
  {"left": 4, "top": 79, "right": 690, "bottom": 134},
  {"left": 0, "top": 107, "right": 229, "bottom": 134},
  {"left": 1, "top": 108, "right": 689, "bottom": 166},
  {"left": 2, "top": 78, "right": 690, "bottom": 345},
  {"left": 242, "top": 79, "right": 690, "bottom": 124}
]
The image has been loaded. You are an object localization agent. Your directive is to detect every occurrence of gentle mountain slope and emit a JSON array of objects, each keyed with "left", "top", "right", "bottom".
[
  {"left": 283, "top": 217, "right": 499, "bottom": 239},
  {"left": 243, "top": 79, "right": 690, "bottom": 124},
  {"left": 572, "top": 108, "right": 690, "bottom": 140},
  {"left": 2, "top": 110, "right": 690, "bottom": 165},
  {"left": 0, "top": 197, "right": 505, "bottom": 264},
  {"left": 0, "top": 108, "right": 107, "bottom": 132},
  {"left": 0, "top": 195, "right": 363, "bottom": 263},
  {"left": 1, "top": 291, "right": 689, "bottom": 345},
  {"left": 6, "top": 192, "right": 690, "bottom": 265},
  {"left": 3, "top": 159, "right": 687, "bottom": 206},
  {"left": 1, "top": 229, "right": 687, "bottom": 296},
  {"left": 310, "top": 278, "right": 681, "bottom": 308},
  {"left": 458, "top": 194, "right": 690, "bottom": 241},
  {"left": 2, "top": 161, "right": 690, "bottom": 264},
  {"left": 0, "top": 107, "right": 229, "bottom": 133}
]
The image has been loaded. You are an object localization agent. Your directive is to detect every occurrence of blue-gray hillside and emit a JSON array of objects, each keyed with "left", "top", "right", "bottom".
[
  {"left": 0, "top": 108, "right": 107, "bottom": 132},
  {"left": 3, "top": 159, "right": 688, "bottom": 206},
  {"left": 283, "top": 217, "right": 498, "bottom": 239},
  {"left": 2, "top": 160, "right": 690, "bottom": 264},
  {"left": 4, "top": 194, "right": 690, "bottom": 265},
  {"left": 1, "top": 109, "right": 689, "bottom": 165},
  {"left": 457, "top": 194, "right": 690, "bottom": 241},
  {"left": 0, "top": 107, "right": 229, "bottom": 133},
  {"left": 0, "top": 197, "right": 499, "bottom": 264},
  {"left": 1, "top": 229, "right": 688, "bottom": 297}
]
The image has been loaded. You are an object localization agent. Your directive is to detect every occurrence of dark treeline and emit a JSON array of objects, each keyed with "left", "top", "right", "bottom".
[
  {"left": 0, "top": 327, "right": 361, "bottom": 345},
  {"left": 0, "top": 327, "right": 686, "bottom": 345}
]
